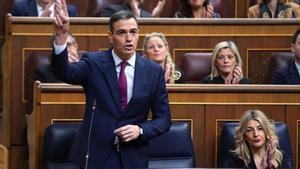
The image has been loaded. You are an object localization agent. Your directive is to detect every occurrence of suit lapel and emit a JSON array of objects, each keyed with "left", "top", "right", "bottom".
[{"left": 100, "top": 50, "right": 120, "bottom": 110}]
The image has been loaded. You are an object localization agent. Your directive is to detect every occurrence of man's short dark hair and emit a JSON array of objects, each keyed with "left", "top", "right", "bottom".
[
  {"left": 109, "top": 10, "right": 138, "bottom": 32},
  {"left": 291, "top": 29, "right": 300, "bottom": 44}
]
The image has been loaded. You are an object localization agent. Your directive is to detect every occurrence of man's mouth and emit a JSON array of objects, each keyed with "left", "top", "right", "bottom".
[{"left": 125, "top": 44, "right": 134, "bottom": 50}]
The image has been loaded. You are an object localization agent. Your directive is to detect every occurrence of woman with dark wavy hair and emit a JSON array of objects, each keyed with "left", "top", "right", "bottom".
[{"left": 174, "top": 0, "right": 220, "bottom": 18}]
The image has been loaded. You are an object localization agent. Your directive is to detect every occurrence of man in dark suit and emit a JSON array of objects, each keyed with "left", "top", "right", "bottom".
[
  {"left": 12, "top": 0, "right": 78, "bottom": 17},
  {"left": 52, "top": 0, "right": 171, "bottom": 168},
  {"left": 272, "top": 29, "right": 300, "bottom": 84},
  {"left": 100, "top": 0, "right": 165, "bottom": 18}
]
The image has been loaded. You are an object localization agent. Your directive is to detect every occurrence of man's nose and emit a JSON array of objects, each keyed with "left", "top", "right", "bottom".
[{"left": 125, "top": 32, "right": 133, "bottom": 41}]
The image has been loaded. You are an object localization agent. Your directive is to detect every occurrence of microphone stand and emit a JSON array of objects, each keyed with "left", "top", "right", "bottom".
[{"left": 84, "top": 100, "right": 96, "bottom": 169}]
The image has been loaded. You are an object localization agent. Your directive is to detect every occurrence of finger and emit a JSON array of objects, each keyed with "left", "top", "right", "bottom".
[
  {"left": 54, "top": 1, "right": 61, "bottom": 17},
  {"left": 61, "top": 0, "right": 69, "bottom": 17},
  {"left": 122, "top": 132, "right": 133, "bottom": 140},
  {"left": 207, "top": 4, "right": 214, "bottom": 12},
  {"left": 56, "top": 14, "right": 63, "bottom": 27},
  {"left": 114, "top": 125, "right": 130, "bottom": 134}
]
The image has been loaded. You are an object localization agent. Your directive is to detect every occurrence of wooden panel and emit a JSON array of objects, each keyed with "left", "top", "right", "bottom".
[
  {"left": 10, "top": 146, "right": 26, "bottom": 169},
  {"left": 169, "top": 104, "right": 205, "bottom": 167},
  {"left": 0, "top": 144, "right": 8, "bottom": 169},
  {"left": 286, "top": 106, "right": 300, "bottom": 169},
  {"left": 26, "top": 83, "right": 300, "bottom": 169}
]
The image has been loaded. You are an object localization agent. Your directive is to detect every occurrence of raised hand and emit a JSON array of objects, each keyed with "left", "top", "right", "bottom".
[
  {"left": 164, "top": 63, "right": 172, "bottom": 83},
  {"left": 129, "top": 0, "right": 141, "bottom": 17},
  {"left": 53, "top": 0, "right": 69, "bottom": 45},
  {"left": 231, "top": 66, "right": 243, "bottom": 84},
  {"left": 266, "top": 136, "right": 278, "bottom": 168},
  {"left": 204, "top": 4, "right": 214, "bottom": 18},
  {"left": 152, "top": 0, "right": 166, "bottom": 17}
]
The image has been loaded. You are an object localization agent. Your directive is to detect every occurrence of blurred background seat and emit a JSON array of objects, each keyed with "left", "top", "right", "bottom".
[
  {"left": 148, "top": 121, "right": 195, "bottom": 168},
  {"left": 181, "top": 52, "right": 212, "bottom": 83},
  {"left": 266, "top": 52, "right": 294, "bottom": 83}
]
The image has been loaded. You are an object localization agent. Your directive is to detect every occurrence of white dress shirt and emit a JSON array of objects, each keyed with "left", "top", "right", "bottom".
[
  {"left": 112, "top": 50, "right": 135, "bottom": 103},
  {"left": 295, "top": 61, "right": 300, "bottom": 77},
  {"left": 53, "top": 43, "right": 135, "bottom": 103}
]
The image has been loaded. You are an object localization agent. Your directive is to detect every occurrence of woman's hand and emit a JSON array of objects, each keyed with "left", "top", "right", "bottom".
[
  {"left": 203, "top": 4, "right": 214, "bottom": 18},
  {"left": 231, "top": 66, "right": 243, "bottom": 84},
  {"left": 164, "top": 63, "right": 172, "bottom": 83},
  {"left": 224, "top": 66, "right": 242, "bottom": 84},
  {"left": 152, "top": 0, "right": 166, "bottom": 17},
  {"left": 267, "top": 136, "right": 278, "bottom": 168}
]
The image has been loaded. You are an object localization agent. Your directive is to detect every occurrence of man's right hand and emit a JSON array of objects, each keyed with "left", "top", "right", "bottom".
[{"left": 53, "top": 0, "right": 69, "bottom": 45}]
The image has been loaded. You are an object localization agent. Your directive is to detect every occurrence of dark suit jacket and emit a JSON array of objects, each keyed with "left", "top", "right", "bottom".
[
  {"left": 272, "top": 61, "right": 300, "bottom": 84},
  {"left": 12, "top": 0, "right": 78, "bottom": 17},
  {"left": 100, "top": 4, "right": 152, "bottom": 17},
  {"left": 51, "top": 48, "right": 171, "bottom": 168}
]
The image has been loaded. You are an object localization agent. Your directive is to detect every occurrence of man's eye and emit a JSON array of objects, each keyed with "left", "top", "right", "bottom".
[
  {"left": 130, "top": 30, "right": 138, "bottom": 34},
  {"left": 116, "top": 31, "right": 126, "bottom": 35}
]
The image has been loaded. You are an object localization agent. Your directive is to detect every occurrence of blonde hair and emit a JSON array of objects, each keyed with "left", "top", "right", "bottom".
[
  {"left": 143, "top": 32, "right": 176, "bottom": 83},
  {"left": 210, "top": 41, "right": 243, "bottom": 80},
  {"left": 233, "top": 110, "right": 283, "bottom": 167}
]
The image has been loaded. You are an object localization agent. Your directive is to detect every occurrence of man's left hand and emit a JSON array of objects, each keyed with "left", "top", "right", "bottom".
[{"left": 114, "top": 125, "right": 141, "bottom": 142}]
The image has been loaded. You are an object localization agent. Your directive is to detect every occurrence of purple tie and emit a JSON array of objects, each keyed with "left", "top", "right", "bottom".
[{"left": 119, "top": 61, "right": 127, "bottom": 111}]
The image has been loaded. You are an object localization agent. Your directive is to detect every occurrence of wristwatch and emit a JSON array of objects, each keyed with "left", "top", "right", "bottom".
[{"left": 139, "top": 127, "right": 143, "bottom": 135}]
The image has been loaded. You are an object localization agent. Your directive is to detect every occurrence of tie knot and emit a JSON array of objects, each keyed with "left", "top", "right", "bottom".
[{"left": 120, "top": 61, "right": 127, "bottom": 70}]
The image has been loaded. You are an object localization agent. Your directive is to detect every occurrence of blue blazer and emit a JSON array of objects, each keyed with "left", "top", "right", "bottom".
[
  {"left": 272, "top": 61, "right": 300, "bottom": 84},
  {"left": 51, "top": 48, "right": 171, "bottom": 168},
  {"left": 12, "top": 0, "right": 78, "bottom": 17}
]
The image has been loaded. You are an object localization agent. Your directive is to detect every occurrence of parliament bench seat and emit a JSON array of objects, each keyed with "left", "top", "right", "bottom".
[{"left": 41, "top": 122, "right": 195, "bottom": 169}]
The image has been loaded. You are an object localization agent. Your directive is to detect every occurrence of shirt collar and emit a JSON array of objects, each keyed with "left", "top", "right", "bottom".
[
  {"left": 37, "top": 2, "right": 43, "bottom": 11},
  {"left": 36, "top": 1, "right": 54, "bottom": 17},
  {"left": 295, "top": 61, "right": 300, "bottom": 75},
  {"left": 112, "top": 49, "right": 136, "bottom": 68}
]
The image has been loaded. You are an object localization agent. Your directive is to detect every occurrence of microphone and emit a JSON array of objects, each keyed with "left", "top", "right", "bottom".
[{"left": 85, "top": 100, "right": 96, "bottom": 169}]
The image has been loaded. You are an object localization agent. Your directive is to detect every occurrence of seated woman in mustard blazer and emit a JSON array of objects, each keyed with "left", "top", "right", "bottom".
[{"left": 248, "top": 0, "right": 300, "bottom": 18}]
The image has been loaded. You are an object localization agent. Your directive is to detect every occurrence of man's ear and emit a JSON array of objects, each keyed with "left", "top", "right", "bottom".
[
  {"left": 291, "top": 43, "right": 295, "bottom": 53},
  {"left": 108, "top": 31, "right": 113, "bottom": 43}
]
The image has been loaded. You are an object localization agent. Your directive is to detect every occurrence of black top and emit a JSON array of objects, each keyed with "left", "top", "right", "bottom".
[
  {"left": 200, "top": 75, "right": 251, "bottom": 84},
  {"left": 224, "top": 152, "right": 292, "bottom": 169},
  {"left": 174, "top": 11, "right": 221, "bottom": 18}
]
